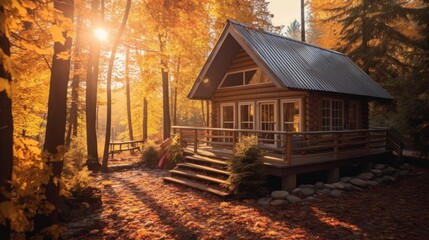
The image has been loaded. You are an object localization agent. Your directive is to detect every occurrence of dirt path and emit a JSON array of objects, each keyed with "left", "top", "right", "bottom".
[{"left": 64, "top": 166, "right": 429, "bottom": 240}]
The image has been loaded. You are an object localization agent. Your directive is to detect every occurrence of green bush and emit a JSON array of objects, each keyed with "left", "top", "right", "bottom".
[
  {"left": 141, "top": 140, "right": 160, "bottom": 168},
  {"left": 225, "top": 136, "right": 266, "bottom": 198},
  {"left": 165, "top": 135, "right": 187, "bottom": 169}
]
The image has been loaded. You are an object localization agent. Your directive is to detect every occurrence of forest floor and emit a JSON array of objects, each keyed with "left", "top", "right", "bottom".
[{"left": 64, "top": 159, "right": 429, "bottom": 240}]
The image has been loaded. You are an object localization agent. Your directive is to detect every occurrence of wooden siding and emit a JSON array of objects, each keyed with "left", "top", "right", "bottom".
[{"left": 225, "top": 48, "right": 257, "bottom": 73}]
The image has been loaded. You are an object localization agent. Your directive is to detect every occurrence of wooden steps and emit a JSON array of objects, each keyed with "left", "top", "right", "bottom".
[
  {"left": 176, "top": 163, "right": 230, "bottom": 176},
  {"left": 163, "top": 177, "right": 229, "bottom": 197},
  {"left": 163, "top": 153, "right": 231, "bottom": 197}
]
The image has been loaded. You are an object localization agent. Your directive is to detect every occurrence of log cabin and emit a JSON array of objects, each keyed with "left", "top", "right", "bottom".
[{"left": 165, "top": 20, "right": 402, "bottom": 195}]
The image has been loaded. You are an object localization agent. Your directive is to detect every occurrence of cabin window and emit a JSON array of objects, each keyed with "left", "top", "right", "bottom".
[
  {"left": 281, "top": 100, "right": 301, "bottom": 132},
  {"left": 322, "top": 99, "right": 344, "bottom": 131},
  {"left": 219, "top": 68, "right": 269, "bottom": 88},
  {"left": 348, "top": 102, "right": 359, "bottom": 129}
]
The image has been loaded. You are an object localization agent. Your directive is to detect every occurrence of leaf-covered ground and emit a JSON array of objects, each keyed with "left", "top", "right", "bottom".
[{"left": 65, "top": 165, "right": 429, "bottom": 240}]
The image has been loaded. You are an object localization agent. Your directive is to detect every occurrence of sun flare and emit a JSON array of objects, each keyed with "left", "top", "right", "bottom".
[{"left": 94, "top": 27, "right": 108, "bottom": 41}]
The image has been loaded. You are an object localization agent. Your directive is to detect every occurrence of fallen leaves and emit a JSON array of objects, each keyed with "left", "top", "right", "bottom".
[{"left": 64, "top": 166, "right": 429, "bottom": 240}]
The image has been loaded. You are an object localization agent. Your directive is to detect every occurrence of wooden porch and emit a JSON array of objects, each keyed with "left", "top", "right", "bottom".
[{"left": 170, "top": 126, "right": 400, "bottom": 191}]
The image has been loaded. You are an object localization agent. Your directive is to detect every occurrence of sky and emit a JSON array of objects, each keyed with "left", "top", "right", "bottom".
[{"left": 267, "top": 0, "right": 302, "bottom": 28}]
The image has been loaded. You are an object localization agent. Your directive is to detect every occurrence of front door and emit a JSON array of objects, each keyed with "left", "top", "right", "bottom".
[
  {"left": 220, "top": 103, "right": 235, "bottom": 142},
  {"left": 258, "top": 101, "right": 276, "bottom": 146},
  {"left": 238, "top": 102, "right": 254, "bottom": 137}
]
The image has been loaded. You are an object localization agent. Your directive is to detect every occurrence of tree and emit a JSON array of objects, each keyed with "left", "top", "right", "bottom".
[
  {"left": 86, "top": 0, "right": 103, "bottom": 170},
  {"left": 301, "top": 0, "right": 305, "bottom": 41},
  {"left": 286, "top": 20, "right": 301, "bottom": 40},
  {"left": 35, "top": 0, "right": 74, "bottom": 233},
  {"left": 125, "top": 46, "right": 134, "bottom": 141},
  {"left": 66, "top": 15, "right": 83, "bottom": 146},
  {"left": 0, "top": 5, "right": 13, "bottom": 239},
  {"left": 101, "top": 0, "right": 132, "bottom": 171}
]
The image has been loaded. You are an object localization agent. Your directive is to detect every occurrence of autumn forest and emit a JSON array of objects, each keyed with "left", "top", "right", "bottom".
[{"left": 0, "top": 0, "right": 428, "bottom": 239}]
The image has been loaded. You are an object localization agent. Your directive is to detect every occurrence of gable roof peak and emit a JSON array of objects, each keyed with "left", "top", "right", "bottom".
[{"left": 226, "top": 19, "right": 345, "bottom": 57}]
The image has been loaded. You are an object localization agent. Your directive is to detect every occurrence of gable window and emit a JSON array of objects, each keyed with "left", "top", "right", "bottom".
[
  {"left": 322, "top": 99, "right": 344, "bottom": 131},
  {"left": 219, "top": 68, "right": 269, "bottom": 88}
]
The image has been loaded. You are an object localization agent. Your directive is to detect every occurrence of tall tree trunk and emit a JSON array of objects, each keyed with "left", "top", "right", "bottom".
[
  {"left": 362, "top": 0, "right": 369, "bottom": 73},
  {"left": 66, "top": 16, "right": 83, "bottom": 146},
  {"left": 301, "top": 0, "right": 305, "bottom": 42},
  {"left": 101, "top": 0, "right": 132, "bottom": 171},
  {"left": 160, "top": 0, "right": 171, "bottom": 140},
  {"left": 85, "top": 0, "right": 103, "bottom": 170},
  {"left": 125, "top": 46, "right": 134, "bottom": 140},
  {"left": 0, "top": 6, "right": 13, "bottom": 240},
  {"left": 143, "top": 97, "right": 147, "bottom": 140},
  {"left": 206, "top": 100, "right": 210, "bottom": 127},
  {"left": 201, "top": 100, "right": 206, "bottom": 126},
  {"left": 172, "top": 55, "right": 180, "bottom": 126},
  {"left": 35, "top": 0, "right": 74, "bottom": 233},
  {"left": 160, "top": 49, "right": 170, "bottom": 139}
]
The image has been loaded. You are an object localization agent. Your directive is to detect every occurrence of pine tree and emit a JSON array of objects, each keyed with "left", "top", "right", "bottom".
[{"left": 286, "top": 20, "right": 301, "bottom": 40}]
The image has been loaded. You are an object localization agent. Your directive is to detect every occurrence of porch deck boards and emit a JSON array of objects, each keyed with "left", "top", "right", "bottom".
[{"left": 189, "top": 145, "right": 389, "bottom": 168}]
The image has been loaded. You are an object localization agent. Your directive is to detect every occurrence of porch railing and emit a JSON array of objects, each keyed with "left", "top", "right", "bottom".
[{"left": 172, "top": 126, "right": 390, "bottom": 165}]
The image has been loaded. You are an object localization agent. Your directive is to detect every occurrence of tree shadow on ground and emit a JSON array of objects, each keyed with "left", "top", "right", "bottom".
[
  {"left": 250, "top": 172, "right": 429, "bottom": 239},
  {"left": 111, "top": 174, "right": 271, "bottom": 239}
]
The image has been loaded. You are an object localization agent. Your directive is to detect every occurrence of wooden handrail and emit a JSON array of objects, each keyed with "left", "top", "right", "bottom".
[
  {"left": 173, "top": 125, "right": 390, "bottom": 164},
  {"left": 172, "top": 125, "right": 387, "bottom": 135}
]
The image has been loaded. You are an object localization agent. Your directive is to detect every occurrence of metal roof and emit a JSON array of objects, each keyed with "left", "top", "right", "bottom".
[{"left": 188, "top": 20, "right": 393, "bottom": 100}]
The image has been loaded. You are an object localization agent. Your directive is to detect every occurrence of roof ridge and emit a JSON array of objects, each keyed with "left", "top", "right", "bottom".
[{"left": 227, "top": 19, "right": 344, "bottom": 56}]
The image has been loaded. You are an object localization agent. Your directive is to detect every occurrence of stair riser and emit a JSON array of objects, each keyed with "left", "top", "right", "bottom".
[
  {"left": 176, "top": 165, "right": 229, "bottom": 179},
  {"left": 163, "top": 177, "right": 229, "bottom": 197},
  {"left": 170, "top": 171, "right": 226, "bottom": 185},
  {"left": 184, "top": 159, "right": 228, "bottom": 170}
]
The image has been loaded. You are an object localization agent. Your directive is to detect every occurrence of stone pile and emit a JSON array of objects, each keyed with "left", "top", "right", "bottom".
[{"left": 257, "top": 162, "right": 418, "bottom": 207}]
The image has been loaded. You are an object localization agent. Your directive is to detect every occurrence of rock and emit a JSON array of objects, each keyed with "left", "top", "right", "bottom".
[
  {"left": 374, "top": 164, "right": 385, "bottom": 170},
  {"left": 371, "top": 169, "right": 383, "bottom": 177},
  {"left": 341, "top": 183, "right": 354, "bottom": 191},
  {"left": 351, "top": 185, "right": 364, "bottom": 191},
  {"left": 299, "top": 184, "right": 315, "bottom": 189},
  {"left": 400, "top": 163, "right": 410, "bottom": 169},
  {"left": 331, "top": 182, "right": 344, "bottom": 190},
  {"left": 270, "top": 199, "right": 287, "bottom": 206},
  {"left": 305, "top": 196, "right": 316, "bottom": 201},
  {"left": 366, "top": 180, "right": 379, "bottom": 187},
  {"left": 341, "top": 177, "right": 351, "bottom": 182},
  {"left": 292, "top": 188, "right": 301, "bottom": 194},
  {"left": 286, "top": 195, "right": 302, "bottom": 204},
  {"left": 329, "top": 189, "right": 342, "bottom": 198},
  {"left": 381, "top": 176, "right": 396, "bottom": 183},
  {"left": 350, "top": 178, "right": 368, "bottom": 188},
  {"left": 257, "top": 197, "right": 271, "bottom": 206},
  {"left": 316, "top": 189, "right": 330, "bottom": 196},
  {"left": 271, "top": 191, "right": 289, "bottom": 199},
  {"left": 383, "top": 166, "right": 396, "bottom": 175},
  {"left": 315, "top": 182, "right": 325, "bottom": 189},
  {"left": 398, "top": 170, "right": 408, "bottom": 176},
  {"left": 324, "top": 183, "right": 336, "bottom": 190},
  {"left": 358, "top": 172, "right": 374, "bottom": 180},
  {"left": 301, "top": 188, "right": 315, "bottom": 196}
]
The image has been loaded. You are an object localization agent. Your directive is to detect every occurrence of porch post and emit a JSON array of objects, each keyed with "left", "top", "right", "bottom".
[
  {"left": 327, "top": 167, "right": 340, "bottom": 183},
  {"left": 194, "top": 129, "right": 198, "bottom": 153},
  {"left": 281, "top": 174, "right": 297, "bottom": 192},
  {"left": 334, "top": 133, "right": 339, "bottom": 160},
  {"left": 285, "top": 134, "right": 292, "bottom": 165}
]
